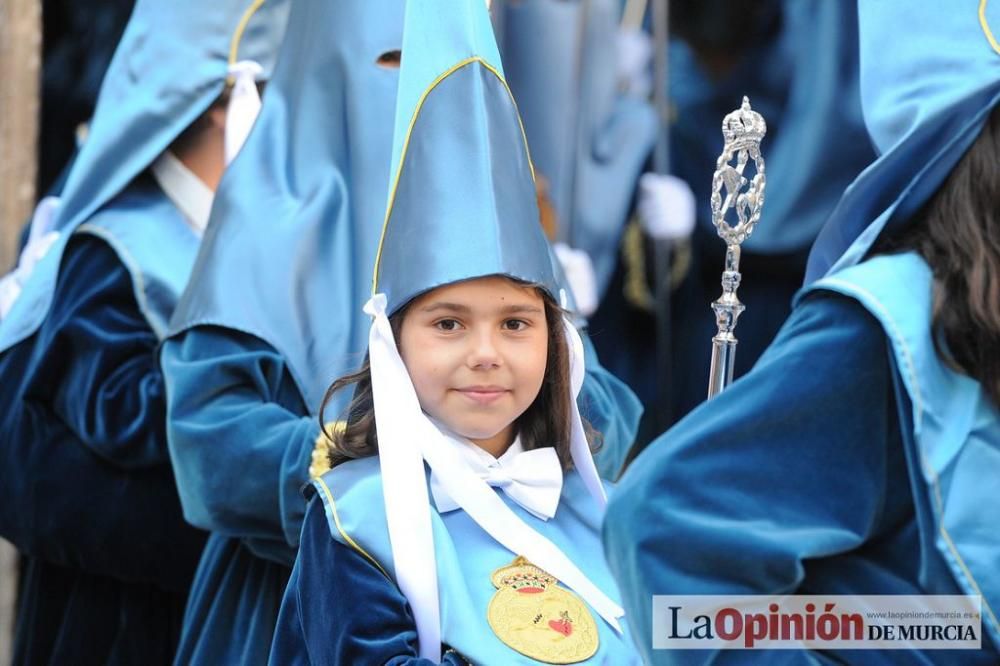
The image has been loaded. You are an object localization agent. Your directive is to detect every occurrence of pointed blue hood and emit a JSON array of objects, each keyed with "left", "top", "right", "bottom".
[
  {"left": 168, "top": 0, "right": 405, "bottom": 413},
  {"left": 0, "top": 0, "right": 289, "bottom": 353},
  {"left": 806, "top": 0, "right": 1000, "bottom": 282},
  {"left": 372, "top": 0, "right": 558, "bottom": 314}
]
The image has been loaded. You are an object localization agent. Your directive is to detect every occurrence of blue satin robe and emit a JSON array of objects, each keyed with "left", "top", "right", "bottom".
[
  {"left": 0, "top": 216, "right": 205, "bottom": 664},
  {"left": 161, "top": 323, "right": 640, "bottom": 665},
  {"left": 603, "top": 291, "right": 999, "bottom": 664}
]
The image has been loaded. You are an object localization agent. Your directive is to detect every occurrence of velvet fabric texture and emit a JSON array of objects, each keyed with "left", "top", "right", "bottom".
[
  {"left": 0, "top": 227, "right": 204, "bottom": 665},
  {"left": 604, "top": 287, "right": 999, "bottom": 664},
  {"left": 161, "top": 327, "right": 319, "bottom": 664},
  {"left": 268, "top": 500, "right": 466, "bottom": 665}
]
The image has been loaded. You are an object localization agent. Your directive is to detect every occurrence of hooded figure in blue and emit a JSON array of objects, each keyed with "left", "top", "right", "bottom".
[
  {"left": 604, "top": 1, "right": 1000, "bottom": 663},
  {"left": 654, "top": 0, "right": 878, "bottom": 422},
  {"left": 270, "top": 0, "right": 641, "bottom": 662},
  {"left": 496, "top": 0, "right": 658, "bottom": 300},
  {"left": 157, "top": 1, "right": 406, "bottom": 662},
  {"left": 0, "top": 0, "right": 287, "bottom": 663}
]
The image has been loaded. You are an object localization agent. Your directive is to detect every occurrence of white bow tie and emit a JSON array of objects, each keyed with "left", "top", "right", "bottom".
[{"left": 430, "top": 443, "right": 563, "bottom": 520}]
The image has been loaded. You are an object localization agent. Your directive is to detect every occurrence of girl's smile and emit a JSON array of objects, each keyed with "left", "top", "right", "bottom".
[{"left": 454, "top": 385, "right": 511, "bottom": 405}]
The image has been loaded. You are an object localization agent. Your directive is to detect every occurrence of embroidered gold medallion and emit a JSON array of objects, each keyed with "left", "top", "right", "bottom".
[{"left": 487, "top": 556, "right": 599, "bottom": 664}]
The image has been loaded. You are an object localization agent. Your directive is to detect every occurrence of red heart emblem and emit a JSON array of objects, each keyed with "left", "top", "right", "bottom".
[{"left": 548, "top": 619, "right": 573, "bottom": 637}]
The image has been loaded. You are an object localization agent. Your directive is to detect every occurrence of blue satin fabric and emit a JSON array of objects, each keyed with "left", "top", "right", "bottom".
[
  {"left": 0, "top": 0, "right": 288, "bottom": 354},
  {"left": 806, "top": 0, "right": 1000, "bottom": 282},
  {"left": 580, "top": 334, "right": 643, "bottom": 480},
  {"left": 604, "top": 287, "right": 998, "bottom": 664},
  {"left": 0, "top": 210, "right": 205, "bottom": 664},
  {"left": 374, "top": 0, "right": 558, "bottom": 315},
  {"left": 169, "top": 0, "right": 404, "bottom": 415},
  {"left": 498, "top": 0, "right": 657, "bottom": 296},
  {"left": 79, "top": 178, "right": 202, "bottom": 347},
  {"left": 161, "top": 327, "right": 318, "bottom": 664},
  {"left": 274, "top": 459, "right": 640, "bottom": 664},
  {"left": 376, "top": 62, "right": 555, "bottom": 312}
]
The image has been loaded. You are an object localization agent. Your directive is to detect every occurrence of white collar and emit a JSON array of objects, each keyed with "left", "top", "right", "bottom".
[
  {"left": 429, "top": 432, "right": 564, "bottom": 521},
  {"left": 151, "top": 151, "right": 214, "bottom": 236}
]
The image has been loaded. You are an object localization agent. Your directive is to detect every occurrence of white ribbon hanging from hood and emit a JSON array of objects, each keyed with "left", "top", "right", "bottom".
[
  {"left": 363, "top": 293, "right": 622, "bottom": 661},
  {"left": 224, "top": 60, "right": 264, "bottom": 164}
]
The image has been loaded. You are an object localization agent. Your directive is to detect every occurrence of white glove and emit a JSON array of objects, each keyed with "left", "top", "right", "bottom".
[
  {"left": 553, "top": 243, "right": 599, "bottom": 318},
  {"left": 616, "top": 27, "right": 653, "bottom": 98},
  {"left": 637, "top": 172, "right": 696, "bottom": 241},
  {"left": 0, "top": 196, "right": 62, "bottom": 319}
]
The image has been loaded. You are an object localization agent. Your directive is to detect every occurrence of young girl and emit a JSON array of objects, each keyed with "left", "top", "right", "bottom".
[
  {"left": 269, "top": 0, "right": 639, "bottom": 663},
  {"left": 605, "top": 1, "right": 1000, "bottom": 663}
]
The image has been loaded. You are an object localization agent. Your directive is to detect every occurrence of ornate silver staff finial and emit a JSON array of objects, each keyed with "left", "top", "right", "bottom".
[{"left": 707, "top": 96, "right": 767, "bottom": 399}]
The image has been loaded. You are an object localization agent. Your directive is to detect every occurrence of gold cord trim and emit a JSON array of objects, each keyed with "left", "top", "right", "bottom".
[
  {"left": 309, "top": 421, "right": 346, "bottom": 479},
  {"left": 371, "top": 56, "right": 536, "bottom": 295},
  {"left": 315, "top": 477, "right": 392, "bottom": 580},
  {"left": 981, "top": 0, "right": 1000, "bottom": 55},
  {"left": 228, "top": 0, "right": 267, "bottom": 73}
]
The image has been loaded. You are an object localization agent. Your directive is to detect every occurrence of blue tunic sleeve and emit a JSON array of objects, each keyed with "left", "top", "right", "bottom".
[
  {"left": 161, "top": 327, "right": 320, "bottom": 566},
  {"left": 31, "top": 235, "right": 173, "bottom": 468},
  {"left": 579, "top": 333, "right": 643, "bottom": 479},
  {"left": 0, "top": 234, "right": 204, "bottom": 590},
  {"left": 604, "top": 293, "right": 900, "bottom": 664},
  {"left": 270, "top": 497, "right": 467, "bottom": 665}
]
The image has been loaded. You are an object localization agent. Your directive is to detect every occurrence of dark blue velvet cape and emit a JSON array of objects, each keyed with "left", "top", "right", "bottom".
[
  {"left": 268, "top": 497, "right": 467, "bottom": 665},
  {"left": 0, "top": 181, "right": 205, "bottom": 664},
  {"left": 603, "top": 292, "right": 999, "bottom": 665},
  {"left": 161, "top": 327, "right": 318, "bottom": 665}
]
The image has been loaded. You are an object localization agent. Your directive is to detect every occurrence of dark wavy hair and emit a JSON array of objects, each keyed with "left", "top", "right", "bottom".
[
  {"left": 319, "top": 285, "right": 600, "bottom": 469},
  {"left": 874, "top": 103, "right": 1000, "bottom": 406}
]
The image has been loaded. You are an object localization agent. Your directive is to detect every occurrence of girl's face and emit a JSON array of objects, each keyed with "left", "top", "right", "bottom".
[{"left": 399, "top": 276, "right": 549, "bottom": 457}]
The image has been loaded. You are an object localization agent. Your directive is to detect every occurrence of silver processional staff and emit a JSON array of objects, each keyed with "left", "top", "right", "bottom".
[{"left": 707, "top": 96, "right": 767, "bottom": 399}]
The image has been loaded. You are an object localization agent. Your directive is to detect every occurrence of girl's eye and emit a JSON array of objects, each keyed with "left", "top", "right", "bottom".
[
  {"left": 434, "top": 319, "right": 461, "bottom": 332},
  {"left": 503, "top": 319, "right": 529, "bottom": 331}
]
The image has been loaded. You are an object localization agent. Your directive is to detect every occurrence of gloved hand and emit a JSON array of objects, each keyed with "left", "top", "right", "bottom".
[
  {"left": 553, "top": 243, "right": 599, "bottom": 318},
  {"left": 616, "top": 26, "right": 653, "bottom": 98},
  {"left": 636, "top": 172, "right": 696, "bottom": 242}
]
